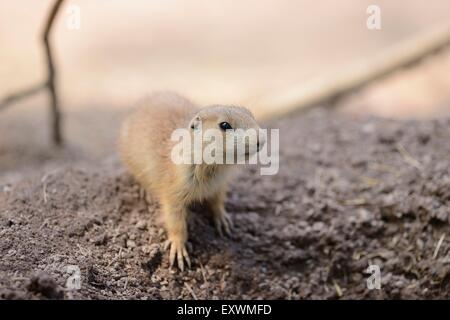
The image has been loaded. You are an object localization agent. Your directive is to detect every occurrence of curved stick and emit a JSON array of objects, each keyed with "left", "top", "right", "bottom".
[
  {"left": 257, "top": 22, "right": 450, "bottom": 120},
  {"left": 0, "top": 0, "right": 65, "bottom": 145},
  {"left": 42, "top": 0, "right": 65, "bottom": 145}
]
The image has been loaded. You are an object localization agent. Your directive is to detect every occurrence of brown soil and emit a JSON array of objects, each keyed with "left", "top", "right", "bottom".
[{"left": 0, "top": 108, "right": 449, "bottom": 299}]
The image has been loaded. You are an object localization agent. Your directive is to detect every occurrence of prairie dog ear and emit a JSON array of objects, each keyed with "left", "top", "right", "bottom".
[{"left": 189, "top": 115, "right": 202, "bottom": 130}]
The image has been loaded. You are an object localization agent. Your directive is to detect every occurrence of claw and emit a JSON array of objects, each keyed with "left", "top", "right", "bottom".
[
  {"left": 183, "top": 247, "right": 191, "bottom": 268},
  {"left": 214, "top": 212, "right": 233, "bottom": 237},
  {"left": 164, "top": 240, "right": 171, "bottom": 251},
  {"left": 166, "top": 238, "right": 190, "bottom": 271}
]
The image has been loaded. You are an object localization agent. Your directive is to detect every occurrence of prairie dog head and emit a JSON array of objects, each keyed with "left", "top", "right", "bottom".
[{"left": 188, "top": 105, "right": 265, "bottom": 164}]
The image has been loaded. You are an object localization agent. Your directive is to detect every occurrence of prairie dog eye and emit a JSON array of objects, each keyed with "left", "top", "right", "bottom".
[{"left": 219, "top": 122, "right": 232, "bottom": 131}]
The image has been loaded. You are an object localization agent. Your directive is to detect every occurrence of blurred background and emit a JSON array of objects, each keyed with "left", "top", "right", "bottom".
[{"left": 1, "top": 0, "right": 450, "bottom": 177}]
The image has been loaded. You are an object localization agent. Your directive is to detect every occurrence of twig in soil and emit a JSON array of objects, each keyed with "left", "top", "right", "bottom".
[
  {"left": 287, "top": 288, "right": 293, "bottom": 300},
  {"left": 333, "top": 280, "right": 343, "bottom": 297},
  {"left": 12, "top": 277, "right": 29, "bottom": 281},
  {"left": 220, "top": 273, "right": 227, "bottom": 291},
  {"left": 275, "top": 204, "right": 282, "bottom": 215},
  {"left": 76, "top": 244, "right": 92, "bottom": 257},
  {"left": 433, "top": 233, "right": 446, "bottom": 259},
  {"left": 11, "top": 271, "right": 28, "bottom": 282},
  {"left": 343, "top": 198, "right": 367, "bottom": 206},
  {"left": 107, "top": 247, "right": 123, "bottom": 267},
  {"left": 390, "top": 235, "right": 400, "bottom": 247},
  {"left": 199, "top": 261, "right": 208, "bottom": 285},
  {"left": 184, "top": 283, "right": 198, "bottom": 300},
  {"left": 360, "top": 176, "right": 380, "bottom": 187},
  {"left": 396, "top": 143, "right": 423, "bottom": 171},
  {"left": 39, "top": 218, "right": 50, "bottom": 231},
  {"left": 369, "top": 162, "right": 395, "bottom": 172},
  {"left": 43, "top": 184, "right": 48, "bottom": 203},
  {"left": 369, "top": 162, "right": 402, "bottom": 177},
  {"left": 406, "top": 281, "right": 419, "bottom": 290},
  {"left": 41, "top": 172, "right": 52, "bottom": 203},
  {"left": 41, "top": 169, "right": 59, "bottom": 203}
]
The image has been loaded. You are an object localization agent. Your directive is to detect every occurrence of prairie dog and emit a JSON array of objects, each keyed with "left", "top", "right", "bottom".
[{"left": 118, "top": 91, "right": 264, "bottom": 271}]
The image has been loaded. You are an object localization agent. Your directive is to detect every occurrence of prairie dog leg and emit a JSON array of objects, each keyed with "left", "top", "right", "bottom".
[
  {"left": 161, "top": 197, "right": 191, "bottom": 271},
  {"left": 208, "top": 191, "right": 233, "bottom": 237}
]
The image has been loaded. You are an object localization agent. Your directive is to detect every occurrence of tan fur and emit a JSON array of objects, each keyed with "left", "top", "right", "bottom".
[{"left": 118, "top": 91, "right": 262, "bottom": 270}]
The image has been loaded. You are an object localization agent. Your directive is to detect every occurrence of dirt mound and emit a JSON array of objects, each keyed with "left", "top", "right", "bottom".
[{"left": 0, "top": 109, "right": 449, "bottom": 299}]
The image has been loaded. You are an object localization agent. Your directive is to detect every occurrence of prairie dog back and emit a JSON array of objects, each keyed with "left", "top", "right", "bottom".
[{"left": 118, "top": 92, "right": 197, "bottom": 193}]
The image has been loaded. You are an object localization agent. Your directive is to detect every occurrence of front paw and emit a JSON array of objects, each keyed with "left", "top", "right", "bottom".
[
  {"left": 214, "top": 211, "right": 233, "bottom": 237},
  {"left": 164, "top": 237, "right": 191, "bottom": 271}
]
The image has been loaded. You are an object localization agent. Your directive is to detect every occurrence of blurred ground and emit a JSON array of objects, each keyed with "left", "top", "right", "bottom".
[{"left": 1, "top": 108, "right": 449, "bottom": 299}]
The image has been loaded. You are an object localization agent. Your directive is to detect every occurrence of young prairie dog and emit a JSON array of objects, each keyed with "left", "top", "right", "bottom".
[{"left": 118, "top": 92, "right": 264, "bottom": 271}]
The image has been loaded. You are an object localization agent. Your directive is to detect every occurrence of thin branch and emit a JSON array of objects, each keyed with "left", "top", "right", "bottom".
[
  {"left": 396, "top": 143, "right": 423, "bottom": 171},
  {"left": 0, "top": 0, "right": 65, "bottom": 145},
  {"left": 432, "top": 233, "right": 445, "bottom": 259},
  {"left": 42, "top": 0, "right": 65, "bottom": 145},
  {"left": 257, "top": 21, "right": 450, "bottom": 120},
  {"left": 0, "top": 83, "right": 46, "bottom": 111}
]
